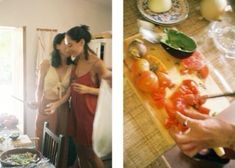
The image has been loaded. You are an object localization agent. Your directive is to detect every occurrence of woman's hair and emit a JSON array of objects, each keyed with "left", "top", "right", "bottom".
[
  {"left": 66, "top": 25, "right": 95, "bottom": 60},
  {"left": 51, "top": 32, "right": 66, "bottom": 68}
]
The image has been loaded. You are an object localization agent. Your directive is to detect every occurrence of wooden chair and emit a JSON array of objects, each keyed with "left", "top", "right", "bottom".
[{"left": 41, "top": 122, "right": 64, "bottom": 167}]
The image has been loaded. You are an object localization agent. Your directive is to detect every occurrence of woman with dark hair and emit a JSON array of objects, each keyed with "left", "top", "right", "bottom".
[
  {"left": 45, "top": 25, "right": 111, "bottom": 168},
  {"left": 34, "top": 32, "right": 72, "bottom": 168}
]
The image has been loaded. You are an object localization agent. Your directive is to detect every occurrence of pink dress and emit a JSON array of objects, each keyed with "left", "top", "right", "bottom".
[{"left": 68, "top": 69, "right": 99, "bottom": 147}]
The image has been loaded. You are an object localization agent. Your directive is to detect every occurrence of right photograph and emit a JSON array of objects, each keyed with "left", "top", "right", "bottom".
[{"left": 123, "top": 0, "right": 235, "bottom": 167}]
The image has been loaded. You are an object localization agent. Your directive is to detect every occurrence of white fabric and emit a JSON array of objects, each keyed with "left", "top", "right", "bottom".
[
  {"left": 36, "top": 30, "right": 57, "bottom": 71},
  {"left": 92, "top": 79, "right": 112, "bottom": 157}
]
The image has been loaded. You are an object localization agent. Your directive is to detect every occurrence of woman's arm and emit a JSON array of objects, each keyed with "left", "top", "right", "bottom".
[
  {"left": 95, "top": 59, "right": 112, "bottom": 87},
  {"left": 34, "top": 60, "right": 50, "bottom": 108},
  {"left": 71, "top": 59, "right": 111, "bottom": 95}
]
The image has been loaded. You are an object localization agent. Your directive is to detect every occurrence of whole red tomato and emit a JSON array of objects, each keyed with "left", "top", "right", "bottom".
[
  {"left": 131, "top": 59, "right": 150, "bottom": 77},
  {"left": 135, "top": 71, "right": 159, "bottom": 93}
]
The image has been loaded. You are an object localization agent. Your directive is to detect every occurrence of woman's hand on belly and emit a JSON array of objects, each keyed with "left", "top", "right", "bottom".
[
  {"left": 44, "top": 101, "right": 60, "bottom": 115},
  {"left": 72, "top": 83, "right": 99, "bottom": 95}
]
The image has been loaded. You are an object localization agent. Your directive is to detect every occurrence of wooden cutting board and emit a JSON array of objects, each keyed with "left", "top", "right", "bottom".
[
  {"left": 10, "top": 135, "right": 33, "bottom": 148},
  {"left": 124, "top": 34, "right": 230, "bottom": 123},
  {"left": 124, "top": 34, "right": 231, "bottom": 167}
]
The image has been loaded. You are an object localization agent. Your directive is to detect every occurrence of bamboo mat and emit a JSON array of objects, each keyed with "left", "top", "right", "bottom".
[
  {"left": 124, "top": 77, "right": 174, "bottom": 168},
  {"left": 124, "top": 0, "right": 235, "bottom": 167}
]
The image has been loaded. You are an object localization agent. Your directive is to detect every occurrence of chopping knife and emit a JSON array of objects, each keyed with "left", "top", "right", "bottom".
[{"left": 207, "top": 92, "right": 235, "bottom": 99}]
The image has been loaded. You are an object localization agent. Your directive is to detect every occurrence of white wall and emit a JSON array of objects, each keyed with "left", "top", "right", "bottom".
[{"left": 0, "top": 0, "right": 112, "bottom": 137}]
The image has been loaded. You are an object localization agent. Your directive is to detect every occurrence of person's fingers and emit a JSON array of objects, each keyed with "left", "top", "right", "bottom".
[
  {"left": 44, "top": 108, "right": 51, "bottom": 112},
  {"left": 74, "top": 88, "right": 82, "bottom": 93},
  {"left": 182, "top": 146, "right": 200, "bottom": 158},
  {"left": 169, "top": 127, "right": 191, "bottom": 144},
  {"left": 176, "top": 112, "right": 197, "bottom": 128},
  {"left": 44, "top": 108, "right": 55, "bottom": 115},
  {"left": 199, "top": 95, "right": 208, "bottom": 105},
  {"left": 71, "top": 83, "right": 79, "bottom": 86},
  {"left": 180, "top": 143, "right": 197, "bottom": 152},
  {"left": 183, "top": 109, "right": 208, "bottom": 120},
  {"left": 46, "top": 103, "right": 53, "bottom": 107}
]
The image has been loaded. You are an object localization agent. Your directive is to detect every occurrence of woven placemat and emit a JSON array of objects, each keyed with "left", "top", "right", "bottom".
[{"left": 124, "top": 77, "right": 173, "bottom": 168}]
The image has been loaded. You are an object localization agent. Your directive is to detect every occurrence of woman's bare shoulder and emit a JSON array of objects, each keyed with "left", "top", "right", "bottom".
[
  {"left": 39, "top": 59, "right": 50, "bottom": 73},
  {"left": 40, "top": 59, "right": 50, "bottom": 67}
]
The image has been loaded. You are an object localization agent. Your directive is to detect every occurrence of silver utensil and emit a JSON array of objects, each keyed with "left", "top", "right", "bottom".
[{"left": 208, "top": 92, "right": 235, "bottom": 99}]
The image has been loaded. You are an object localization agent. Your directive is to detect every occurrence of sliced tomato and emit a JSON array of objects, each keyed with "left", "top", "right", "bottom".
[
  {"left": 181, "top": 51, "right": 204, "bottom": 71},
  {"left": 156, "top": 72, "right": 174, "bottom": 88},
  {"left": 165, "top": 101, "right": 177, "bottom": 117},
  {"left": 135, "top": 71, "right": 159, "bottom": 93},
  {"left": 175, "top": 98, "right": 186, "bottom": 112},
  {"left": 165, "top": 118, "right": 177, "bottom": 129},
  {"left": 183, "top": 94, "right": 196, "bottom": 106},
  {"left": 199, "top": 65, "right": 209, "bottom": 79},
  {"left": 178, "top": 85, "right": 193, "bottom": 95},
  {"left": 180, "top": 68, "right": 188, "bottom": 75},
  {"left": 182, "top": 80, "right": 199, "bottom": 94},
  {"left": 152, "top": 92, "right": 165, "bottom": 108},
  {"left": 165, "top": 79, "right": 210, "bottom": 131},
  {"left": 180, "top": 51, "right": 209, "bottom": 79}
]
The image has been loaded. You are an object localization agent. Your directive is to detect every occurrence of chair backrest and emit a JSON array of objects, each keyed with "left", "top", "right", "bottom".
[{"left": 41, "top": 122, "right": 64, "bottom": 167}]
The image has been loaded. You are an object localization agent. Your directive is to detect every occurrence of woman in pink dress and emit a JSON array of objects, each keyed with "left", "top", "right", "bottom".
[{"left": 46, "top": 25, "right": 111, "bottom": 168}]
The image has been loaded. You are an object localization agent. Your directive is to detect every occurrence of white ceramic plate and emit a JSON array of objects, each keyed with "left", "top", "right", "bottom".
[{"left": 137, "top": 0, "right": 189, "bottom": 25}]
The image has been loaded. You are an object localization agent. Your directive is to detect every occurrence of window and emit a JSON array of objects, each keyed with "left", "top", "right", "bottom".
[{"left": 0, "top": 26, "right": 25, "bottom": 132}]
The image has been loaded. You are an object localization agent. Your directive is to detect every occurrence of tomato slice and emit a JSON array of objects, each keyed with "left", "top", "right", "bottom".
[
  {"left": 165, "top": 100, "right": 177, "bottom": 118},
  {"left": 165, "top": 118, "right": 177, "bottom": 129},
  {"left": 152, "top": 92, "right": 165, "bottom": 108},
  {"left": 182, "top": 80, "right": 199, "bottom": 94},
  {"left": 156, "top": 72, "right": 174, "bottom": 88},
  {"left": 180, "top": 51, "right": 209, "bottom": 79},
  {"left": 181, "top": 51, "right": 204, "bottom": 71},
  {"left": 199, "top": 65, "right": 209, "bottom": 79},
  {"left": 183, "top": 94, "right": 196, "bottom": 106},
  {"left": 164, "top": 79, "right": 210, "bottom": 131}
]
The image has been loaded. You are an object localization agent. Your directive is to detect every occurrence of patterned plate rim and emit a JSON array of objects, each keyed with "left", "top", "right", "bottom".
[{"left": 137, "top": 0, "right": 189, "bottom": 25}]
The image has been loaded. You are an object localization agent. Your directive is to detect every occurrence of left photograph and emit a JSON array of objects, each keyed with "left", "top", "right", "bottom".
[{"left": 0, "top": 0, "right": 112, "bottom": 168}]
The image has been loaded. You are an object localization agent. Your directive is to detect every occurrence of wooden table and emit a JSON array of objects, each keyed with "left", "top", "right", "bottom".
[
  {"left": 0, "top": 128, "right": 55, "bottom": 167},
  {"left": 0, "top": 128, "right": 34, "bottom": 152},
  {"left": 124, "top": 0, "right": 235, "bottom": 167}
]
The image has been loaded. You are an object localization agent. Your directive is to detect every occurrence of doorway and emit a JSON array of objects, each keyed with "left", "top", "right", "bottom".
[{"left": 0, "top": 26, "right": 25, "bottom": 132}]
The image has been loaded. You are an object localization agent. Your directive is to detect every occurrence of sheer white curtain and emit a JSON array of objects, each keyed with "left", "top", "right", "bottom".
[{"left": 36, "top": 29, "right": 57, "bottom": 71}]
